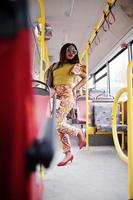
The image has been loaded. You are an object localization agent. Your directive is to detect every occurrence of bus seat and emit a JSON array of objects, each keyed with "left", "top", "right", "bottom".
[
  {"left": 26, "top": 80, "right": 56, "bottom": 171},
  {"left": 89, "top": 88, "right": 105, "bottom": 99},
  {"left": 93, "top": 100, "right": 127, "bottom": 149},
  {"left": 94, "top": 101, "right": 127, "bottom": 132},
  {"left": 96, "top": 124, "right": 127, "bottom": 132},
  {"left": 76, "top": 96, "right": 94, "bottom": 125},
  {"left": 32, "top": 86, "right": 51, "bottom": 136},
  {"left": 95, "top": 93, "right": 114, "bottom": 101}
]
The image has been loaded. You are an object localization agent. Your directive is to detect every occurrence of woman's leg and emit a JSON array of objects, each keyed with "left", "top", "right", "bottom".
[
  {"left": 55, "top": 85, "right": 86, "bottom": 166},
  {"left": 56, "top": 95, "right": 83, "bottom": 154}
]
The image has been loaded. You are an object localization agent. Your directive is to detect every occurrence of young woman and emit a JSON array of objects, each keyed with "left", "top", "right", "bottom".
[{"left": 46, "top": 43, "right": 87, "bottom": 166}]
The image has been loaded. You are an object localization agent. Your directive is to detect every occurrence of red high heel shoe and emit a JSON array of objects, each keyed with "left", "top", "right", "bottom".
[
  {"left": 79, "top": 140, "right": 86, "bottom": 149},
  {"left": 78, "top": 130, "right": 86, "bottom": 149},
  {"left": 57, "top": 155, "right": 74, "bottom": 167}
]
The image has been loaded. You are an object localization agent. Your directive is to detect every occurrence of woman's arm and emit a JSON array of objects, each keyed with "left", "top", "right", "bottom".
[{"left": 72, "top": 71, "right": 87, "bottom": 97}]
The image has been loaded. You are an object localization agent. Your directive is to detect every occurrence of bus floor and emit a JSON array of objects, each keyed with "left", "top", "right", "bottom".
[{"left": 43, "top": 145, "right": 127, "bottom": 200}]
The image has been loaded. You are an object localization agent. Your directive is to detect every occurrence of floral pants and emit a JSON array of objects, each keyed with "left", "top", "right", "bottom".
[{"left": 54, "top": 85, "right": 82, "bottom": 153}]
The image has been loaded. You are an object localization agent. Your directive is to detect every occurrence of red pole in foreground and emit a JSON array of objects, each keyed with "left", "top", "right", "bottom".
[
  {"left": 0, "top": 2, "right": 44, "bottom": 199},
  {"left": 0, "top": 28, "right": 35, "bottom": 200}
]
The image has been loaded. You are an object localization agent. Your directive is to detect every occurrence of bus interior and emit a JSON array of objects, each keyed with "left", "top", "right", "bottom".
[{"left": 0, "top": 0, "right": 133, "bottom": 200}]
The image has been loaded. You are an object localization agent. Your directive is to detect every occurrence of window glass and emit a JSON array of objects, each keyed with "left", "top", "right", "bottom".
[
  {"left": 109, "top": 49, "right": 128, "bottom": 97},
  {"left": 82, "top": 76, "right": 94, "bottom": 94},
  {"left": 95, "top": 76, "right": 107, "bottom": 92},
  {"left": 88, "top": 77, "right": 94, "bottom": 88},
  {"left": 95, "top": 67, "right": 107, "bottom": 81}
]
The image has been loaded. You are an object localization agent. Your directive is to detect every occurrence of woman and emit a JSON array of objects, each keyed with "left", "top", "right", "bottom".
[{"left": 46, "top": 43, "right": 87, "bottom": 166}]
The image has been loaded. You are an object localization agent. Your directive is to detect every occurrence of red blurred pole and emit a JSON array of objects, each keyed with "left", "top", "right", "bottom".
[{"left": 0, "top": 28, "right": 36, "bottom": 200}]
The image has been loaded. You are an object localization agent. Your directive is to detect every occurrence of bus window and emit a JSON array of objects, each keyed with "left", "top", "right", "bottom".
[
  {"left": 95, "top": 75, "right": 107, "bottom": 92},
  {"left": 88, "top": 76, "right": 94, "bottom": 88},
  {"left": 109, "top": 49, "right": 128, "bottom": 97},
  {"left": 94, "top": 66, "right": 107, "bottom": 92}
]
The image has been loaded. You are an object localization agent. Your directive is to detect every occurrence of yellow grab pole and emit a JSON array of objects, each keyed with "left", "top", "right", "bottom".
[
  {"left": 37, "top": 0, "right": 45, "bottom": 176},
  {"left": 85, "top": 46, "right": 89, "bottom": 149},
  {"left": 112, "top": 60, "right": 133, "bottom": 199},
  {"left": 38, "top": 0, "right": 45, "bottom": 81},
  {"left": 44, "top": 42, "right": 50, "bottom": 71},
  {"left": 121, "top": 101, "right": 124, "bottom": 124},
  {"left": 80, "top": 0, "right": 116, "bottom": 60},
  {"left": 112, "top": 87, "right": 128, "bottom": 163},
  {"left": 127, "top": 60, "right": 133, "bottom": 200}
]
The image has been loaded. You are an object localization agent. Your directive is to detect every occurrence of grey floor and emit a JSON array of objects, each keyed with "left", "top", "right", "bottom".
[{"left": 43, "top": 146, "right": 128, "bottom": 200}]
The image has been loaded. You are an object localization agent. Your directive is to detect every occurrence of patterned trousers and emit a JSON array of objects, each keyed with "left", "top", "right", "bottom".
[{"left": 54, "top": 85, "right": 82, "bottom": 153}]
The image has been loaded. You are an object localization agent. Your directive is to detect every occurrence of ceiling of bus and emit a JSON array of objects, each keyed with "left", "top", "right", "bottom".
[
  {"left": 30, "top": 0, "right": 133, "bottom": 74},
  {"left": 119, "top": 0, "right": 133, "bottom": 18},
  {"left": 89, "top": 0, "right": 133, "bottom": 74},
  {"left": 44, "top": 0, "right": 107, "bottom": 63}
]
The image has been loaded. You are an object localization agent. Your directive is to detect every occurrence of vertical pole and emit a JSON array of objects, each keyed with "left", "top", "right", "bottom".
[
  {"left": 127, "top": 39, "right": 133, "bottom": 199},
  {"left": 106, "top": 62, "right": 110, "bottom": 95},
  {"left": 128, "top": 42, "right": 133, "bottom": 61},
  {"left": 38, "top": 0, "right": 45, "bottom": 81},
  {"left": 45, "top": 42, "right": 50, "bottom": 70},
  {"left": 85, "top": 45, "right": 89, "bottom": 148},
  {"left": 128, "top": 42, "right": 133, "bottom": 200}
]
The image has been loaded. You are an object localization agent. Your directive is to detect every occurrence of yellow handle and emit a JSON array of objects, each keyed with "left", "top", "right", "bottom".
[{"left": 112, "top": 87, "right": 128, "bottom": 163}]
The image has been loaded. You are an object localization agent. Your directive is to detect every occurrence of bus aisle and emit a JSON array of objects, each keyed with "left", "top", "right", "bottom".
[{"left": 43, "top": 145, "right": 127, "bottom": 200}]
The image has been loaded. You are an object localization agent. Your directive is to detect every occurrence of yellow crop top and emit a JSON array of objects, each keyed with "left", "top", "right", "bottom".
[
  {"left": 53, "top": 63, "right": 74, "bottom": 86},
  {"left": 53, "top": 63, "right": 86, "bottom": 87}
]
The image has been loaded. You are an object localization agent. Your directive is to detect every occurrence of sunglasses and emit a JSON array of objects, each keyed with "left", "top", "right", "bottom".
[{"left": 66, "top": 47, "right": 77, "bottom": 56}]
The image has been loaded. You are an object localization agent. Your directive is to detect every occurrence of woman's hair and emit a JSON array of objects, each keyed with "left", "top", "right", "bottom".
[{"left": 58, "top": 43, "right": 79, "bottom": 65}]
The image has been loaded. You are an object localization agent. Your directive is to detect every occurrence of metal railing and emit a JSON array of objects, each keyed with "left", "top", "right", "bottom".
[
  {"left": 112, "top": 60, "right": 133, "bottom": 199},
  {"left": 38, "top": 0, "right": 50, "bottom": 81}
]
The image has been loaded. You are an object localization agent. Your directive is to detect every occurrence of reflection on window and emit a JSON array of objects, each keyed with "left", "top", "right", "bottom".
[
  {"left": 95, "top": 76, "right": 107, "bottom": 92},
  {"left": 109, "top": 49, "right": 128, "bottom": 96},
  {"left": 82, "top": 77, "right": 94, "bottom": 92},
  {"left": 88, "top": 77, "right": 94, "bottom": 88}
]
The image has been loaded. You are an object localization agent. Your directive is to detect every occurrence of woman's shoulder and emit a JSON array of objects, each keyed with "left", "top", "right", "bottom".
[{"left": 70, "top": 63, "right": 86, "bottom": 75}]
